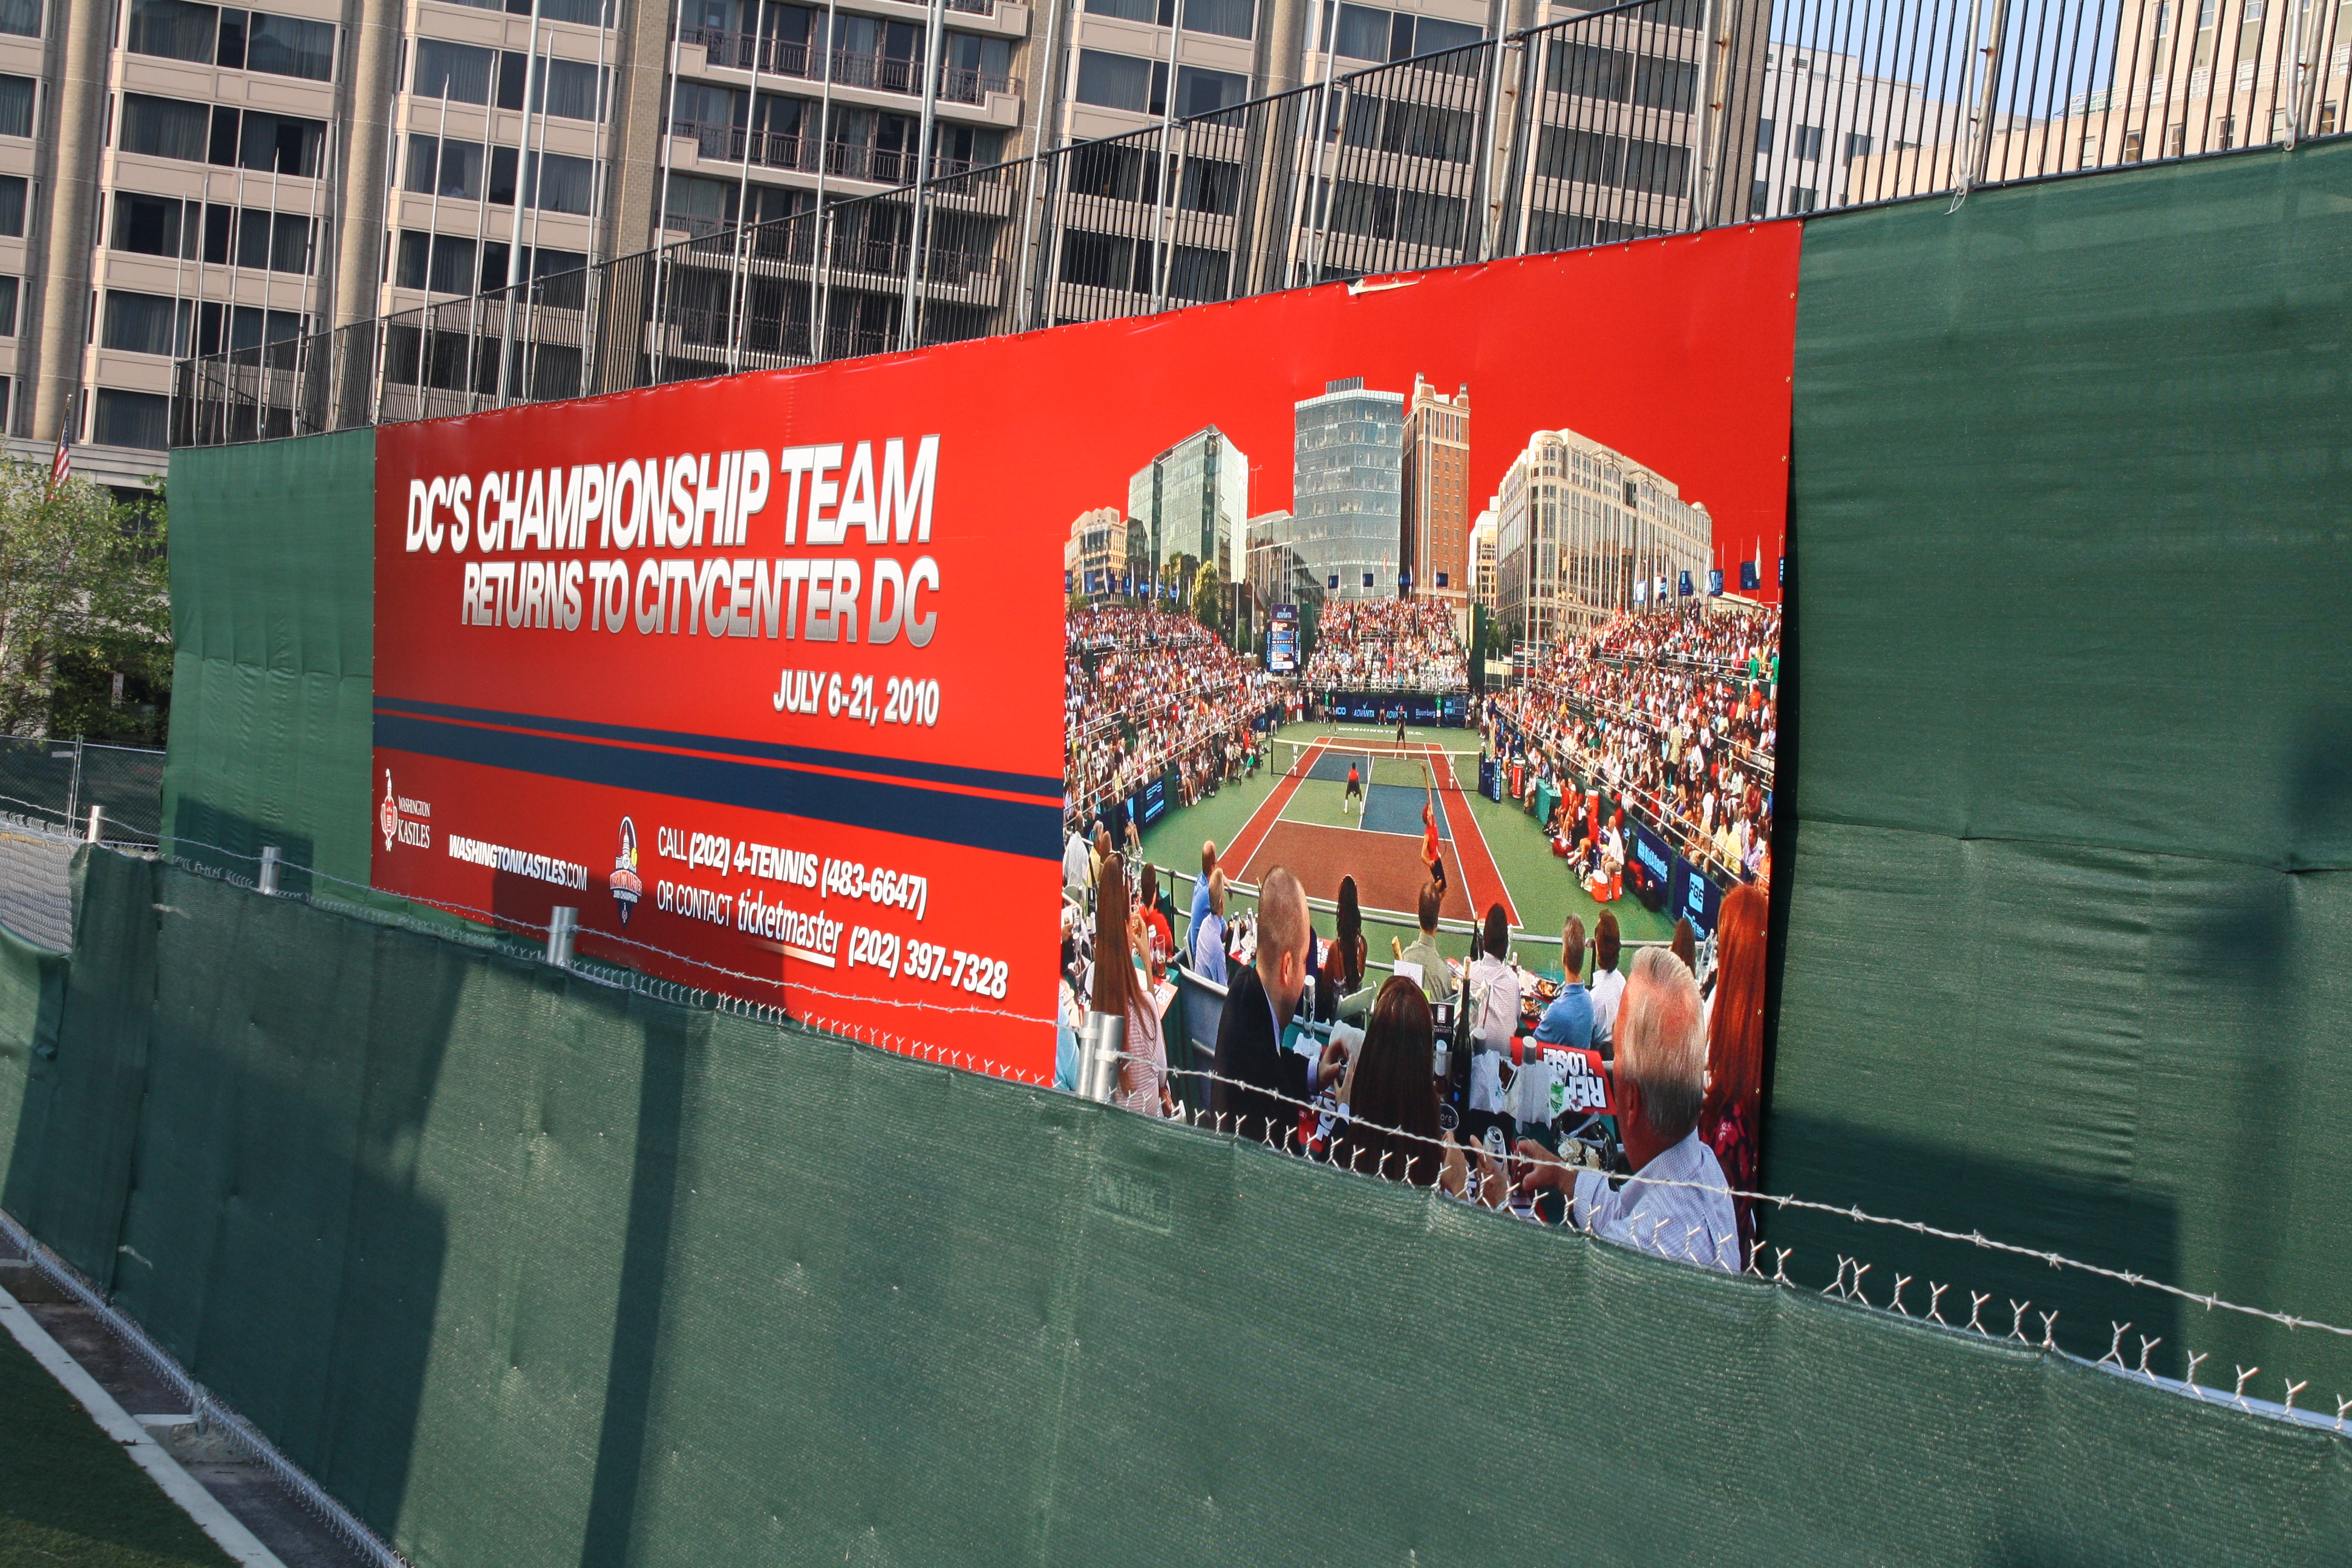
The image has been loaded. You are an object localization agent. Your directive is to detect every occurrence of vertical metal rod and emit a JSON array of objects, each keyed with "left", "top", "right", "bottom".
[
  {"left": 65, "top": 738, "right": 82, "bottom": 831},
  {"left": 1015, "top": 0, "right": 1065, "bottom": 328},
  {"left": 901, "top": 0, "right": 947, "bottom": 348},
  {"left": 652, "top": 30, "right": 684, "bottom": 387},
  {"left": 85, "top": 806, "right": 103, "bottom": 846},
  {"left": 501, "top": 7, "right": 547, "bottom": 405},
  {"left": 1148, "top": 1, "right": 1185, "bottom": 313},
  {"left": 1688, "top": 0, "right": 1722, "bottom": 230},
  {"left": 811, "top": 0, "right": 840, "bottom": 358},
  {"left": 1472, "top": 36, "right": 1509, "bottom": 260},
  {"left": 258, "top": 845, "right": 283, "bottom": 895},
  {"left": 730, "top": 0, "right": 768, "bottom": 373}
]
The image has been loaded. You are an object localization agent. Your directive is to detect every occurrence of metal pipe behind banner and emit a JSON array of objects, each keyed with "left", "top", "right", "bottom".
[
  {"left": 1080, "top": 1009, "right": 1124, "bottom": 1102},
  {"left": 258, "top": 845, "right": 283, "bottom": 895}
]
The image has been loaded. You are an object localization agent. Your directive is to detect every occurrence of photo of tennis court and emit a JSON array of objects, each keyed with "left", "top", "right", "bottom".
[{"left": 1223, "top": 735, "right": 1512, "bottom": 930}]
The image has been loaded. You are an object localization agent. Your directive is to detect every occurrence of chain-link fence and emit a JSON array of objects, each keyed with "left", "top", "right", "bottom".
[
  {"left": 0, "top": 737, "right": 162, "bottom": 950},
  {"left": 174, "top": 0, "right": 2352, "bottom": 446}
]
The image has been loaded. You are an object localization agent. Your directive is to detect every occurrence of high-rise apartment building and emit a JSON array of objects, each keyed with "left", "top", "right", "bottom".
[
  {"left": 23, "top": 0, "right": 1773, "bottom": 479},
  {"left": 1492, "top": 423, "right": 1708, "bottom": 651},
  {"left": 1399, "top": 371, "right": 1466, "bottom": 609},
  {"left": 1289, "top": 373, "right": 1400, "bottom": 601},
  {"left": 1128, "top": 422, "right": 1246, "bottom": 580},
  {"left": 10, "top": 0, "right": 1048, "bottom": 484}
]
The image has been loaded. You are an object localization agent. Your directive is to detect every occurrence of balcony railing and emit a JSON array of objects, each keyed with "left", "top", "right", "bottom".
[
  {"left": 670, "top": 120, "right": 1002, "bottom": 184},
  {"left": 678, "top": 28, "right": 1020, "bottom": 103}
]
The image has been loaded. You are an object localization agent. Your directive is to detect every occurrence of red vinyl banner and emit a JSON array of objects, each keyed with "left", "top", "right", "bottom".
[{"left": 371, "top": 223, "right": 1800, "bottom": 1082}]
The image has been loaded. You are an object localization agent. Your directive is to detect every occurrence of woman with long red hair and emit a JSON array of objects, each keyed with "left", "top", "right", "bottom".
[{"left": 1700, "top": 881, "right": 1769, "bottom": 1262}]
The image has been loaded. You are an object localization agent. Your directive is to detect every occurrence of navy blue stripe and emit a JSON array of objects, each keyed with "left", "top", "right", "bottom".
[
  {"left": 376, "top": 711, "right": 1059, "bottom": 862},
  {"left": 371, "top": 695, "right": 1061, "bottom": 799}
]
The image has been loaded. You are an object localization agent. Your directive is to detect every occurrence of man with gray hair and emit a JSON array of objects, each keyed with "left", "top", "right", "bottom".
[
  {"left": 1518, "top": 946, "right": 1740, "bottom": 1271},
  {"left": 1211, "top": 866, "right": 1347, "bottom": 1147}
]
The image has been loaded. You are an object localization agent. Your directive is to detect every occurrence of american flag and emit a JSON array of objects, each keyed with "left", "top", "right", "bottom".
[{"left": 48, "top": 435, "right": 70, "bottom": 490}]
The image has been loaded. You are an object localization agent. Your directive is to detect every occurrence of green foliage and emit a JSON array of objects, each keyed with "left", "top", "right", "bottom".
[
  {"left": 1192, "top": 557, "right": 1223, "bottom": 634},
  {"left": 0, "top": 466, "right": 169, "bottom": 742}
]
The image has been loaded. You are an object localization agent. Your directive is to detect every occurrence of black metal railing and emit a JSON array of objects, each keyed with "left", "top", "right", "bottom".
[{"left": 175, "top": 0, "right": 2351, "bottom": 446}]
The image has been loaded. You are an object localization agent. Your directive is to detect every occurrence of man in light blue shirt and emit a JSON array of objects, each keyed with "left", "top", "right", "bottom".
[
  {"left": 1532, "top": 916, "right": 1593, "bottom": 1051},
  {"left": 1518, "top": 946, "right": 1738, "bottom": 1272},
  {"left": 1187, "top": 838, "right": 1217, "bottom": 951},
  {"left": 1192, "top": 870, "right": 1228, "bottom": 985}
]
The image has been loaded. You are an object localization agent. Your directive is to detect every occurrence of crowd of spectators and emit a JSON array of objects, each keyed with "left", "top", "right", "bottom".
[
  {"left": 1492, "top": 606, "right": 1779, "bottom": 884},
  {"left": 1065, "top": 608, "right": 1292, "bottom": 831},
  {"left": 1302, "top": 599, "right": 1469, "bottom": 693}
]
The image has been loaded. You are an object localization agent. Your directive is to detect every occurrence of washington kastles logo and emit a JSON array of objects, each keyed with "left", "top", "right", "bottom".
[
  {"left": 380, "top": 771, "right": 399, "bottom": 851},
  {"left": 610, "top": 817, "right": 644, "bottom": 925}
]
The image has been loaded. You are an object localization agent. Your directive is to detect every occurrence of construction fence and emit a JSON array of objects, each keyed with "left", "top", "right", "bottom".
[
  {"left": 174, "top": 0, "right": 2352, "bottom": 443},
  {"left": 0, "top": 846, "right": 2344, "bottom": 1568}
]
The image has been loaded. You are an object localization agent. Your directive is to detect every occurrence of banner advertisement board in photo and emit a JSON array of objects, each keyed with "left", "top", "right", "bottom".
[{"left": 376, "top": 224, "right": 1795, "bottom": 1084}]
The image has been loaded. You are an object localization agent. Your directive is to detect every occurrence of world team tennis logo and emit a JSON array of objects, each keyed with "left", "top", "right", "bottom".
[{"left": 610, "top": 817, "right": 643, "bottom": 925}]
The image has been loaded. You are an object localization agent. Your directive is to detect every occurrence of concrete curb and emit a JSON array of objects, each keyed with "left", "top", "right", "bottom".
[{"left": 0, "top": 1281, "right": 287, "bottom": 1568}]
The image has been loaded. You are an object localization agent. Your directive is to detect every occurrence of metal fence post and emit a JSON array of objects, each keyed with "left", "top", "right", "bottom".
[
  {"left": 546, "top": 906, "right": 579, "bottom": 967},
  {"left": 85, "top": 805, "right": 102, "bottom": 845},
  {"left": 258, "top": 845, "right": 283, "bottom": 895},
  {"left": 64, "top": 737, "right": 82, "bottom": 832}
]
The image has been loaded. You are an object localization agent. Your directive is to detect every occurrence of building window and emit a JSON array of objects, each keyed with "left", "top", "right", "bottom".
[
  {"left": 242, "top": 13, "right": 336, "bottom": 80},
  {"left": 406, "top": 136, "right": 518, "bottom": 204},
  {"left": 94, "top": 389, "right": 174, "bottom": 451},
  {"left": 214, "top": 109, "right": 326, "bottom": 175},
  {"left": 0, "top": 76, "right": 31, "bottom": 139},
  {"left": 413, "top": 39, "right": 531, "bottom": 108},
  {"left": 2154, "top": 0, "right": 2170, "bottom": 31},
  {"left": 532, "top": 58, "right": 607, "bottom": 122},
  {"left": 1183, "top": 0, "right": 1253, "bottom": 39},
  {"left": 128, "top": 0, "right": 216, "bottom": 61},
  {"left": 129, "top": 4, "right": 333, "bottom": 79},
  {"left": 0, "top": 0, "right": 36, "bottom": 38},
  {"left": 102, "top": 290, "right": 194, "bottom": 356},
  {"left": 1082, "top": 0, "right": 1169, "bottom": 22},
  {"left": 2122, "top": 129, "right": 2143, "bottom": 160},
  {"left": 1175, "top": 65, "right": 1247, "bottom": 117},
  {"left": 2217, "top": 115, "right": 2235, "bottom": 149},
  {"left": 1754, "top": 116, "right": 1774, "bottom": 153},
  {"left": 2166, "top": 122, "right": 2185, "bottom": 156},
  {"left": 2322, "top": 102, "right": 2339, "bottom": 135},
  {"left": 1076, "top": 49, "right": 1154, "bottom": 114},
  {"left": 119, "top": 94, "right": 212, "bottom": 160},
  {"left": 0, "top": 276, "right": 16, "bottom": 337},
  {"left": 1788, "top": 185, "right": 1817, "bottom": 212},
  {"left": 524, "top": 151, "right": 595, "bottom": 214},
  {"left": 1749, "top": 178, "right": 1767, "bottom": 217},
  {"left": 396, "top": 230, "right": 499, "bottom": 294},
  {"left": 1844, "top": 131, "right": 1873, "bottom": 161},
  {"left": 1792, "top": 123, "right": 1824, "bottom": 160},
  {"left": 2196, "top": 0, "right": 2215, "bottom": 24},
  {"left": 0, "top": 175, "right": 23, "bottom": 237}
]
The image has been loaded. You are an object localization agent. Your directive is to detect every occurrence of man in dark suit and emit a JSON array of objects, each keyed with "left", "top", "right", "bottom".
[{"left": 1212, "top": 866, "right": 1347, "bottom": 1148}]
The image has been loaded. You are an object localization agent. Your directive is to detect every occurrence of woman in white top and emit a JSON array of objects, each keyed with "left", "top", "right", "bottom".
[
  {"left": 1462, "top": 904, "right": 1521, "bottom": 1116},
  {"left": 1587, "top": 910, "right": 1626, "bottom": 1060},
  {"left": 1094, "top": 862, "right": 1174, "bottom": 1118}
]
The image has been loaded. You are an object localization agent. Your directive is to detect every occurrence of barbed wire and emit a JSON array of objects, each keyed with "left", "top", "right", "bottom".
[
  {"left": 114, "top": 838, "right": 2352, "bottom": 1420},
  {"left": 1135, "top": 1056, "right": 2352, "bottom": 1345}
]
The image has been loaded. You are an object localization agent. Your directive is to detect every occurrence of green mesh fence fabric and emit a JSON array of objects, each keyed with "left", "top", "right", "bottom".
[
  {"left": 1771, "top": 139, "right": 2352, "bottom": 1403},
  {"left": 163, "top": 429, "right": 377, "bottom": 893},
  {"left": 0, "top": 852, "right": 2341, "bottom": 1567}
]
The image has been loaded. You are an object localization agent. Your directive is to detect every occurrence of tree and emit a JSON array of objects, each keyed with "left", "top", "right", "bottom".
[
  {"left": 0, "top": 463, "right": 170, "bottom": 742},
  {"left": 1191, "top": 557, "right": 1223, "bottom": 635}
]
